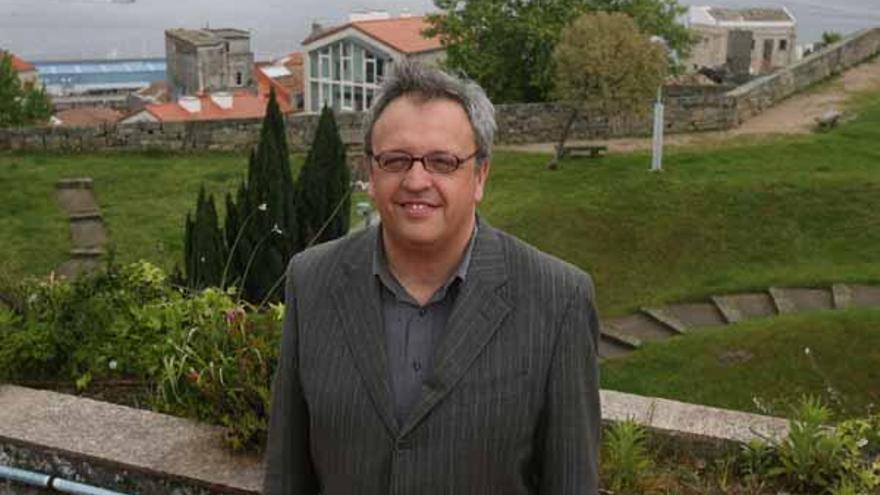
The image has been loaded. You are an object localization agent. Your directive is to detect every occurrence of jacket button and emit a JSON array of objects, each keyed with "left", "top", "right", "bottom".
[{"left": 396, "top": 438, "right": 413, "bottom": 450}]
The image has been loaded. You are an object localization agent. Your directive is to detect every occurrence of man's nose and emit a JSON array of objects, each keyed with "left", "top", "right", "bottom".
[{"left": 401, "top": 159, "right": 432, "bottom": 190}]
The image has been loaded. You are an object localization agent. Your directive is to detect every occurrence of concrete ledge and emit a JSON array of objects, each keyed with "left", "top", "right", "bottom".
[
  {"left": 601, "top": 389, "right": 789, "bottom": 448},
  {"left": 0, "top": 386, "right": 793, "bottom": 493},
  {"left": 641, "top": 307, "right": 688, "bottom": 334},
  {"left": 0, "top": 385, "right": 262, "bottom": 494}
]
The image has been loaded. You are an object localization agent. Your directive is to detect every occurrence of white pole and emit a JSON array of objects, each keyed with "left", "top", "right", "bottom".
[{"left": 651, "top": 85, "right": 664, "bottom": 172}]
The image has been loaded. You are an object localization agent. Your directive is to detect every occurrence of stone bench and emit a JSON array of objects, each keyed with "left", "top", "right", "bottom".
[{"left": 558, "top": 144, "right": 608, "bottom": 159}]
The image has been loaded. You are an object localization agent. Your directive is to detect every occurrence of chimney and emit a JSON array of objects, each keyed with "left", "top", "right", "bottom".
[
  {"left": 349, "top": 10, "right": 391, "bottom": 22},
  {"left": 311, "top": 22, "right": 323, "bottom": 35},
  {"left": 211, "top": 92, "right": 234, "bottom": 109},
  {"left": 178, "top": 95, "right": 201, "bottom": 113}
]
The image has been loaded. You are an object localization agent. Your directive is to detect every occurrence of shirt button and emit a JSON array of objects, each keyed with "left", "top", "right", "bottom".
[
  {"left": 412, "top": 361, "right": 421, "bottom": 372},
  {"left": 418, "top": 308, "right": 427, "bottom": 317}
]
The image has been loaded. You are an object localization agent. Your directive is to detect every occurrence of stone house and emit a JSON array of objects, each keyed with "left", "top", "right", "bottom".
[
  {"left": 685, "top": 6, "right": 797, "bottom": 76},
  {"left": 165, "top": 28, "right": 255, "bottom": 97},
  {"left": 301, "top": 12, "right": 444, "bottom": 113}
]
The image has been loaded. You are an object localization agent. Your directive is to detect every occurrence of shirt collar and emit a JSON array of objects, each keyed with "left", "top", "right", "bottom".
[{"left": 372, "top": 220, "right": 478, "bottom": 299}]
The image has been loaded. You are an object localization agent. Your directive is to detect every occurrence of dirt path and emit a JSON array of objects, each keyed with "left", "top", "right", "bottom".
[{"left": 499, "top": 57, "right": 880, "bottom": 155}]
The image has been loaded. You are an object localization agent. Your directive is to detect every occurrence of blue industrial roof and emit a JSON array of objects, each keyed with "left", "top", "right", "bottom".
[{"left": 34, "top": 58, "right": 166, "bottom": 89}]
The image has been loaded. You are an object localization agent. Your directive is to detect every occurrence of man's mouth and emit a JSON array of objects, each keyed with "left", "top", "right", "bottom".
[{"left": 399, "top": 201, "right": 439, "bottom": 216}]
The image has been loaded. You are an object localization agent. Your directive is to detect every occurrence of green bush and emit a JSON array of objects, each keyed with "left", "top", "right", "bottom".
[
  {"left": 601, "top": 419, "right": 653, "bottom": 493},
  {"left": 0, "top": 260, "right": 283, "bottom": 451},
  {"left": 151, "top": 290, "right": 281, "bottom": 451},
  {"left": 740, "top": 396, "right": 880, "bottom": 494}
]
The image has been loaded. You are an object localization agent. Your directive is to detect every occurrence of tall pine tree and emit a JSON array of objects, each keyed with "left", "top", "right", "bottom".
[
  {"left": 183, "top": 185, "right": 227, "bottom": 289},
  {"left": 295, "top": 105, "right": 350, "bottom": 246},
  {"left": 224, "top": 88, "right": 298, "bottom": 303}
]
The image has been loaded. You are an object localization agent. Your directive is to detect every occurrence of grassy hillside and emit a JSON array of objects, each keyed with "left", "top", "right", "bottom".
[
  {"left": 2, "top": 91, "right": 879, "bottom": 315},
  {"left": 600, "top": 307, "right": 880, "bottom": 420}
]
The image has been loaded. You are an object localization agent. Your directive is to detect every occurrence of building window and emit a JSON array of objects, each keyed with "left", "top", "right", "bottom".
[
  {"left": 779, "top": 39, "right": 788, "bottom": 51},
  {"left": 365, "top": 54, "right": 376, "bottom": 84},
  {"left": 236, "top": 72, "right": 242, "bottom": 85}
]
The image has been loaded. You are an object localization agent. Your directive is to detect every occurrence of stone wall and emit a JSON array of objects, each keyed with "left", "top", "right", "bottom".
[
  {"left": 728, "top": 27, "right": 880, "bottom": 124},
  {"left": 0, "top": 384, "right": 788, "bottom": 494},
  {"left": 1, "top": 27, "right": 878, "bottom": 153}
]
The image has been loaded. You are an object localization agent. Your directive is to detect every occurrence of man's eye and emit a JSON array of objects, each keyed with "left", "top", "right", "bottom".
[
  {"left": 426, "top": 154, "right": 458, "bottom": 170},
  {"left": 381, "top": 155, "right": 411, "bottom": 168}
]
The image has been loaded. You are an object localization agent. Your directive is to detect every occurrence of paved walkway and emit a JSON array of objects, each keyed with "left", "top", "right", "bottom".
[
  {"left": 54, "top": 178, "right": 107, "bottom": 278},
  {"left": 598, "top": 283, "right": 880, "bottom": 361},
  {"left": 499, "top": 57, "right": 880, "bottom": 155}
]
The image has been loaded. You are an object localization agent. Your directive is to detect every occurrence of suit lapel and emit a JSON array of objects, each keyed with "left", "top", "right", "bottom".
[
  {"left": 332, "top": 225, "right": 399, "bottom": 437},
  {"left": 400, "top": 221, "right": 511, "bottom": 438}
]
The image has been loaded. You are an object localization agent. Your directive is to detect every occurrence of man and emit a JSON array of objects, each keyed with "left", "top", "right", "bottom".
[{"left": 263, "top": 62, "right": 600, "bottom": 494}]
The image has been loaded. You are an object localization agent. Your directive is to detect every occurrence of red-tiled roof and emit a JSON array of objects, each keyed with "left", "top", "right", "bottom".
[
  {"left": 142, "top": 90, "right": 292, "bottom": 123},
  {"left": 1, "top": 50, "right": 36, "bottom": 72},
  {"left": 256, "top": 53, "right": 304, "bottom": 110},
  {"left": 54, "top": 106, "right": 123, "bottom": 127},
  {"left": 303, "top": 16, "right": 442, "bottom": 54}
]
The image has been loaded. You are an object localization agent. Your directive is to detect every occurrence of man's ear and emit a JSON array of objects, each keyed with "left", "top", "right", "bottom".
[
  {"left": 474, "top": 160, "right": 490, "bottom": 203},
  {"left": 366, "top": 156, "right": 376, "bottom": 200}
]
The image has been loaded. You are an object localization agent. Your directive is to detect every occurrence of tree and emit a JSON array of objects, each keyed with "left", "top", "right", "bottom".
[
  {"left": 0, "top": 53, "right": 51, "bottom": 127},
  {"left": 426, "top": 0, "right": 692, "bottom": 103},
  {"left": 224, "top": 87, "right": 299, "bottom": 303},
  {"left": 549, "top": 11, "right": 667, "bottom": 168},
  {"left": 295, "top": 106, "right": 351, "bottom": 247},
  {"left": 821, "top": 31, "right": 843, "bottom": 46},
  {"left": 183, "top": 186, "right": 227, "bottom": 288}
]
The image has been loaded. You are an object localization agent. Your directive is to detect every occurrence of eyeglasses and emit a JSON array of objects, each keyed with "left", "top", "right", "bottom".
[{"left": 369, "top": 150, "right": 480, "bottom": 174}]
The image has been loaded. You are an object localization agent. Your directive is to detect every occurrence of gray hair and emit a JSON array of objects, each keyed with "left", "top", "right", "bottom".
[{"left": 363, "top": 61, "right": 496, "bottom": 164}]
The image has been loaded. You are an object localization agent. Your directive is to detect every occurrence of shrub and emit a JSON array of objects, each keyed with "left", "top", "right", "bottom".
[
  {"left": 151, "top": 291, "right": 281, "bottom": 451},
  {"left": 601, "top": 419, "right": 653, "bottom": 493},
  {"left": 740, "top": 396, "right": 880, "bottom": 494}
]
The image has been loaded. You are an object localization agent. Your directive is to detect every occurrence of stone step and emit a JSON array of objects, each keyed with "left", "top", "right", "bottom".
[
  {"left": 597, "top": 334, "right": 635, "bottom": 360},
  {"left": 604, "top": 314, "right": 678, "bottom": 343},
  {"left": 56, "top": 188, "right": 100, "bottom": 215},
  {"left": 644, "top": 302, "right": 727, "bottom": 331},
  {"left": 844, "top": 284, "right": 880, "bottom": 308},
  {"left": 69, "top": 219, "right": 107, "bottom": 250},
  {"left": 769, "top": 287, "right": 834, "bottom": 315},
  {"left": 69, "top": 211, "right": 103, "bottom": 221},
  {"left": 55, "top": 178, "right": 93, "bottom": 190},
  {"left": 711, "top": 292, "right": 777, "bottom": 323},
  {"left": 55, "top": 258, "right": 103, "bottom": 279},
  {"left": 70, "top": 248, "right": 105, "bottom": 257}
]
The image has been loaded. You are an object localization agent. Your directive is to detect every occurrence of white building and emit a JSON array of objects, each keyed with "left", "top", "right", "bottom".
[
  {"left": 301, "top": 12, "right": 445, "bottom": 113},
  {"left": 685, "top": 6, "right": 797, "bottom": 76}
]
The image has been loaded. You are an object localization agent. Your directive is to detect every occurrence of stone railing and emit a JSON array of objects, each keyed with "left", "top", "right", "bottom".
[{"left": 0, "top": 384, "right": 789, "bottom": 494}]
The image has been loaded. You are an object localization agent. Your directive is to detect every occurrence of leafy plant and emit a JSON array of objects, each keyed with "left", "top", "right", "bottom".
[
  {"left": 739, "top": 396, "right": 880, "bottom": 494},
  {"left": 601, "top": 419, "right": 654, "bottom": 493},
  {"left": 151, "top": 290, "right": 281, "bottom": 451}
]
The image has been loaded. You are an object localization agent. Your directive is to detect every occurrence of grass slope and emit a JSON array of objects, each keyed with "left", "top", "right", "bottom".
[
  {"left": 2, "top": 91, "right": 879, "bottom": 314},
  {"left": 481, "top": 91, "right": 880, "bottom": 315},
  {"left": 600, "top": 307, "right": 880, "bottom": 420}
]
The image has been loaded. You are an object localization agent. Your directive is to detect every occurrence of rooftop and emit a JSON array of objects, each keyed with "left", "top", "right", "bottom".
[
  {"left": 165, "top": 28, "right": 250, "bottom": 47},
  {"left": 1, "top": 50, "right": 36, "bottom": 72},
  {"left": 303, "top": 16, "right": 442, "bottom": 54},
  {"left": 689, "top": 5, "right": 796, "bottom": 26},
  {"left": 138, "top": 90, "right": 292, "bottom": 123},
  {"left": 53, "top": 106, "right": 124, "bottom": 127}
]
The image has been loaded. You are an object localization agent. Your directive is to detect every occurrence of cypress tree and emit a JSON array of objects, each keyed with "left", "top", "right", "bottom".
[
  {"left": 224, "top": 87, "right": 299, "bottom": 303},
  {"left": 295, "top": 105, "right": 350, "bottom": 246},
  {"left": 183, "top": 185, "right": 226, "bottom": 289}
]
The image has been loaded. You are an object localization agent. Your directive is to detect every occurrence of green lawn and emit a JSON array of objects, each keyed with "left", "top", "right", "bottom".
[
  {"left": 2, "top": 91, "right": 880, "bottom": 316},
  {"left": 600, "top": 307, "right": 880, "bottom": 420}
]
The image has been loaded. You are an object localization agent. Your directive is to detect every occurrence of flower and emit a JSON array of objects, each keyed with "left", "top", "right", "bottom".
[
  {"left": 186, "top": 368, "right": 200, "bottom": 385},
  {"left": 225, "top": 307, "right": 246, "bottom": 325},
  {"left": 108, "top": 359, "right": 118, "bottom": 371},
  {"left": 258, "top": 203, "right": 268, "bottom": 211},
  {"left": 804, "top": 347, "right": 811, "bottom": 356},
  {"left": 271, "top": 223, "right": 283, "bottom": 235}
]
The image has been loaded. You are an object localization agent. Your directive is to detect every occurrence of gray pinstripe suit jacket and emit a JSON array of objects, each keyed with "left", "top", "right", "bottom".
[{"left": 263, "top": 219, "right": 600, "bottom": 494}]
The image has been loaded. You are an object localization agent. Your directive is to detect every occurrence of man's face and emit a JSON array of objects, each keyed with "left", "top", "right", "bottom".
[{"left": 368, "top": 95, "right": 490, "bottom": 250}]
